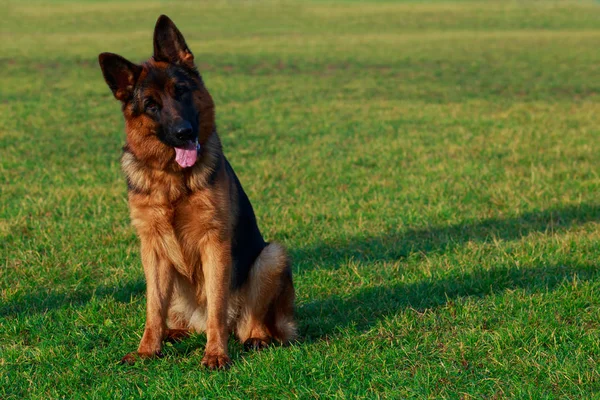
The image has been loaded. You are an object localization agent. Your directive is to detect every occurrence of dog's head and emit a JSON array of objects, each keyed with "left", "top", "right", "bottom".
[{"left": 99, "top": 15, "right": 214, "bottom": 168}]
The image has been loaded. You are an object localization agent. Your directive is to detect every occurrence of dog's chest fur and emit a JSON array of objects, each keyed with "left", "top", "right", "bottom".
[{"left": 122, "top": 149, "right": 230, "bottom": 278}]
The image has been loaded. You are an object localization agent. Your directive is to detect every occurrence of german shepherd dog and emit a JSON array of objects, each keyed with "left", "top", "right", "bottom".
[{"left": 98, "top": 15, "right": 296, "bottom": 369}]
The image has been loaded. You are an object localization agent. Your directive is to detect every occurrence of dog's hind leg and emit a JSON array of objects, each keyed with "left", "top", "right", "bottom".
[{"left": 236, "top": 243, "right": 297, "bottom": 350}]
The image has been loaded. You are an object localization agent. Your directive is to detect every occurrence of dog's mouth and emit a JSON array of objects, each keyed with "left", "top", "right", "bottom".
[{"left": 174, "top": 139, "right": 200, "bottom": 168}]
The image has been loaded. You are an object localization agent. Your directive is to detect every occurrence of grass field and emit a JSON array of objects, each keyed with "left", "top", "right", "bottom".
[{"left": 2, "top": 0, "right": 600, "bottom": 397}]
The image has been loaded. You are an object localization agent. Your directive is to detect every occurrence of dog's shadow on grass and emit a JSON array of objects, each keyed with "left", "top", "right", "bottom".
[
  {"left": 297, "top": 262, "right": 597, "bottom": 342},
  {"left": 292, "top": 203, "right": 599, "bottom": 341}
]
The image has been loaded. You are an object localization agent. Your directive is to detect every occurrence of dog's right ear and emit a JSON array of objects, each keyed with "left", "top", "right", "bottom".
[
  {"left": 153, "top": 15, "right": 194, "bottom": 68},
  {"left": 98, "top": 53, "right": 142, "bottom": 102}
]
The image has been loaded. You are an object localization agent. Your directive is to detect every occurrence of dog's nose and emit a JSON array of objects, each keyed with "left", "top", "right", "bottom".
[{"left": 174, "top": 121, "right": 193, "bottom": 140}]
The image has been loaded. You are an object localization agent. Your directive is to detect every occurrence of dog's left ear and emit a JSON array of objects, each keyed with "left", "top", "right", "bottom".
[{"left": 153, "top": 15, "right": 194, "bottom": 68}]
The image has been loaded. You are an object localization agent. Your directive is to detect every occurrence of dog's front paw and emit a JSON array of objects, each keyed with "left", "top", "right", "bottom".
[
  {"left": 201, "top": 352, "right": 231, "bottom": 370},
  {"left": 120, "top": 350, "right": 164, "bottom": 365}
]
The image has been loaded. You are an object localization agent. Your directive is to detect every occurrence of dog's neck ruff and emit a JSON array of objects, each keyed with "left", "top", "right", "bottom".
[{"left": 121, "top": 131, "right": 222, "bottom": 196}]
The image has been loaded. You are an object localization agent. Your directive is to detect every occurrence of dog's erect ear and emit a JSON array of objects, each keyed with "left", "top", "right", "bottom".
[
  {"left": 98, "top": 53, "right": 142, "bottom": 102},
  {"left": 153, "top": 15, "right": 194, "bottom": 67}
]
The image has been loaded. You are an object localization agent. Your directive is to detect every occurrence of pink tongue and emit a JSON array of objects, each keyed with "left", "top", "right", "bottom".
[{"left": 175, "top": 141, "right": 198, "bottom": 168}]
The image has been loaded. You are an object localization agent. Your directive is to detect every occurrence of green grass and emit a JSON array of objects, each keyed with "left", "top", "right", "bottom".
[{"left": 2, "top": 0, "right": 600, "bottom": 397}]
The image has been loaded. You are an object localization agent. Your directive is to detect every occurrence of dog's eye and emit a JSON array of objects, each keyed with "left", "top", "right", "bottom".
[
  {"left": 174, "top": 85, "right": 189, "bottom": 98},
  {"left": 144, "top": 98, "right": 159, "bottom": 113}
]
